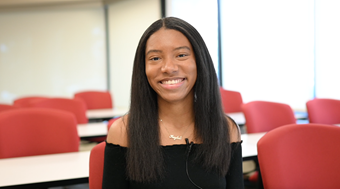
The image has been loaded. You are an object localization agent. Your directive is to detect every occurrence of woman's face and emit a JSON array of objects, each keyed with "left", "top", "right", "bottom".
[{"left": 145, "top": 28, "right": 197, "bottom": 104}]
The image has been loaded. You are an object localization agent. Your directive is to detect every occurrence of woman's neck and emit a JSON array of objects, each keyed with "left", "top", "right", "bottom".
[
  {"left": 158, "top": 99, "right": 194, "bottom": 128},
  {"left": 157, "top": 98, "right": 197, "bottom": 145}
]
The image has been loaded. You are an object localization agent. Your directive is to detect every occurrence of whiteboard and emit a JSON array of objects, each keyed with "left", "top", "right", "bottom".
[{"left": 0, "top": 6, "right": 107, "bottom": 104}]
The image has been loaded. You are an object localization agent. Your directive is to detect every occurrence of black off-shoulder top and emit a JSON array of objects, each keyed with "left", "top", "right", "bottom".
[{"left": 102, "top": 141, "right": 244, "bottom": 189}]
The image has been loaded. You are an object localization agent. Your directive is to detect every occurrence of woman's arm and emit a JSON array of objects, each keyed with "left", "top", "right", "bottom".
[
  {"left": 106, "top": 116, "right": 128, "bottom": 146},
  {"left": 226, "top": 116, "right": 244, "bottom": 189},
  {"left": 102, "top": 117, "right": 129, "bottom": 189},
  {"left": 226, "top": 116, "right": 242, "bottom": 143}
]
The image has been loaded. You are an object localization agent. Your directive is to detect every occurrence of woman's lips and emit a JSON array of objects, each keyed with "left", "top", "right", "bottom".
[
  {"left": 159, "top": 78, "right": 185, "bottom": 89},
  {"left": 160, "top": 78, "right": 185, "bottom": 84}
]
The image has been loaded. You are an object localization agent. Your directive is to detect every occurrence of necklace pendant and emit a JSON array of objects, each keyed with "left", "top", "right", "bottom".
[{"left": 169, "top": 135, "right": 182, "bottom": 140}]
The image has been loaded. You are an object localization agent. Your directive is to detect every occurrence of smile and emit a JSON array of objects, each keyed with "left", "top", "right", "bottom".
[{"left": 160, "top": 79, "right": 185, "bottom": 85}]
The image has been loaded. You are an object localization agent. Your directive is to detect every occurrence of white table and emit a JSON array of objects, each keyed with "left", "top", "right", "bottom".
[
  {"left": 79, "top": 114, "right": 264, "bottom": 139},
  {"left": 241, "top": 132, "right": 265, "bottom": 159},
  {"left": 226, "top": 112, "right": 246, "bottom": 125},
  {"left": 0, "top": 151, "right": 90, "bottom": 188},
  {"left": 227, "top": 111, "right": 309, "bottom": 126},
  {"left": 79, "top": 114, "right": 247, "bottom": 138},
  {"left": 0, "top": 132, "right": 264, "bottom": 188},
  {"left": 86, "top": 107, "right": 128, "bottom": 120},
  {"left": 77, "top": 122, "right": 108, "bottom": 138},
  {"left": 87, "top": 108, "right": 247, "bottom": 125},
  {"left": 294, "top": 111, "right": 308, "bottom": 120}
]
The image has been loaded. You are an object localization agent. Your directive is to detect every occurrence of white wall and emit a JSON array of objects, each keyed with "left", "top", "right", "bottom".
[
  {"left": 108, "top": 0, "right": 161, "bottom": 108},
  {"left": 0, "top": 6, "right": 107, "bottom": 104},
  {"left": 314, "top": 0, "right": 340, "bottom": 99},
  {"left": 220, "top": 0, "right": 315, "bottom": 111},
  {"left": 0, "top": 0, "right": 161, "bottom": 107}
]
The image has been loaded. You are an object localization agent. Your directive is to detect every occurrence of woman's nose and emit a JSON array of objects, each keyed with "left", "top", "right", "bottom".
[{"left": 161, "top": 58, "right": 178, "bottom": 73}]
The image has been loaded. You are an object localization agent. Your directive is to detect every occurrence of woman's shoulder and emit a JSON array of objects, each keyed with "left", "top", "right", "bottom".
[
  {"left": 106, "top": 115, "right": 128, "bottom": 147},
  {"left": 225, "top": 115, "right": 242, "bottom": 143}
]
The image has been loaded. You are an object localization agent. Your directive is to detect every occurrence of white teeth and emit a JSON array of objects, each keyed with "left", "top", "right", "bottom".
[{"left": 163, "top": 79, "right": 182, "bottom": 85}]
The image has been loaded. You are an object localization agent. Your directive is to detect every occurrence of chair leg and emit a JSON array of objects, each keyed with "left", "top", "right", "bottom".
[{"left": 254, "top": 157, "right": 264, "bottom": 189}]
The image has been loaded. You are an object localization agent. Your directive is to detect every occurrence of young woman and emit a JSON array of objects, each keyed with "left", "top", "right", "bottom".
[{"left": 102, "top": 17, "right": 244, "bottom": 189}]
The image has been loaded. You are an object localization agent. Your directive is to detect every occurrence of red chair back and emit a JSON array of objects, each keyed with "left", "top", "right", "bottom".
[
  {"left": 0, "top": 104, "right": 18, "bottom": 112},
  {"left": 258, "top": 123, "right": 340, "bottom": 189},
  {"left": 242, "top": 101, "right": 296, "bottom": 133},
  {"left": 0, "top": 108, "right": 79, "bottom": 158},
  {"left": 306, "top": 98, "right": 340, "bottom": 124},
  {"left": 13, "top": 96, "right": 49, "bottom": 107},
  {"left": 30, "top": 98, "right": 88, "bottom": 124},
  {"left": 89, "top": 141, "right": 106, "bottom": 189},
  {"left": 74, "top": 91, "right": 113, "bottom": 110},
  {"left": 220, "top": 87, "right": 243, "bottom": 113}
]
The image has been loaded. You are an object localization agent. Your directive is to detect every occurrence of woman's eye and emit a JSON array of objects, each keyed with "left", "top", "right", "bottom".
[
  {"left": 151, "top": 57, "right": 160, "bottom": 61},
  {"left": 178, "top": 54, "right": 187, "bottom": 58}
]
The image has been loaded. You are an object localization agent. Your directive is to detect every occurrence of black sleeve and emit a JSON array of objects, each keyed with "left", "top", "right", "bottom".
[
  {"left": 102, "top": 142, "right": 129, "bottom": 189},
  {"left": 226, "top": 142, "right": 244, "bottom": 189}
]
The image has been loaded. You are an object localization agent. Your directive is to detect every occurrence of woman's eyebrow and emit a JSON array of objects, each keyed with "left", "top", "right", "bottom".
[
  {"left": 146, "top": 49, "right": 161, "bottom": 56},
  {"left": 174, "top": 46, "right": 191, "bottom": 51},
  {"left": 146, "top": 46, "right": 190, "bottom": 56}
]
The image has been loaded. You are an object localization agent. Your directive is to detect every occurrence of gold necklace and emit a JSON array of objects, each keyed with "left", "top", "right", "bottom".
[{"left": 160, "top": 119, "right": 191, "bottom": 141}]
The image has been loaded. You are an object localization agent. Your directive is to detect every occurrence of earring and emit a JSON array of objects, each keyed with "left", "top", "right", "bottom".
[{"left": 194, "top": 92, "right": 197, "bottom": 102}]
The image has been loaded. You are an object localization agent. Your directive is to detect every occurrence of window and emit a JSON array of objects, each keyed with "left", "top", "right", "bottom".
[
  {"left": 166, "top": 0, "right": 219, "bottom": 75},
  {"left": 220, "top": 0, "right": 315, "bottom": 110}
]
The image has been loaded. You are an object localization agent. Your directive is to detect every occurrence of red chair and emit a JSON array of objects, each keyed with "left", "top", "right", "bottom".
[
  {"left": 306, "top": 98, "right": 340, "bottom": 124},
  {"left": 88, "top": 117, "right": 120, "bottom": 188},
  {"left": 30, "top": 98, "right": 88, "bottom": 124},
  {"left": 257, "top": 123, "right": 340, "bottom": 189},
  {"left": 0, "top": 104, "right": 18, "bottom": 112},
  {"left": 74, "top": 91, "right": 113, "bottom": 110},
  {"left": 0, "top": 108, "right": 79, "bottom": 158},
  {"left": 13, "top": 96, "right": 49, "bottom": 107},
  {"left": 219, "top": 87, "right": 243, "bottom": 113},
  {"left": 242, "top": 101, "right": 296, "bottom": 133},
  {"left": 241, "top": 101, "right": 296, "bottom": 184},
  {"left": 89, "top": 141, "right": 106, "bottom": 189}
]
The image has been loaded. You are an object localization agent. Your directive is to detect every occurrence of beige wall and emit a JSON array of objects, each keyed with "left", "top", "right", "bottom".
[
  {"left": 109, "top": 0, "right": 161, "bottom": 108},
  {"left": 0, "top": 0, "right": 161, "bottom": 108}
]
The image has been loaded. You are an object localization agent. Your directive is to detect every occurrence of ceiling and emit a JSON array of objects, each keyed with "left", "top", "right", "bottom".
[{"left": 0, "top": 0, "right": 122, "bottom": 11}]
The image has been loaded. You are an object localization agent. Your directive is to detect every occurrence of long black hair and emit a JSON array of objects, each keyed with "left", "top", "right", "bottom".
[{"left": 127, "top": 17, "right": 231, "bottom": 182}]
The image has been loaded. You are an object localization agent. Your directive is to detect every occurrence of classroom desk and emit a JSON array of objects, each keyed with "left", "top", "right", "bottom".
[
  {"left": 77, "top": 122, "right": 107, "bottom": 138},
  {"left": 0, "top": 151, "right": 90, "bottom": 189},
  {"left": 87, "top": 108, "right": 307, "bottom": 124},
  {"left": 241, "top": 132, "right": 265, "bottom": 189},
  {"left": 227, "top": 111, "right": 306, "bottom": 126},
  {"left": 241, "top": 132, "right": 265, "bottom": 160},
  {"left": 226, "top": 112, "right": 246, "bottom": 125},
  {"left": 86, "top": 107, "right": 128, "bottom": 120},
  {"left": 87, "top": 108, "right": 248, "bottom": 125},
  {"left": 0, "top": 133, "right": 264, "bottom": 189},
  {"left": 294, "top": 111, "right": 308, "bottom": 120},
  {"left": 78, "top": 117, "right": 269, "bottom": 139}
]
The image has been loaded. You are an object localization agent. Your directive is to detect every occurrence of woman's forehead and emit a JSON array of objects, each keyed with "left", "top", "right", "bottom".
[{"left": 145, "top": 28, "right": 192, "bottom": 52}]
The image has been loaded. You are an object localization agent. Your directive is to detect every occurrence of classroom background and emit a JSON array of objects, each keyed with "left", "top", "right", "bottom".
[{"left": 1, "top": 0, "right": 339, "bottom": 113}]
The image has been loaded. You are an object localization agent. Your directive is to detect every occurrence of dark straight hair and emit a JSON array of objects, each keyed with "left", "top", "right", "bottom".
[{"left": 127, "top": 17, "right": 231, "bottom": 182}]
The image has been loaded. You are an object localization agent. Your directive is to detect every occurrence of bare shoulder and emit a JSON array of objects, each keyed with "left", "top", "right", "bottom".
[
  {"left": 226, "top": 116, "right": 242, "bottom": 143},
  {"left": 106, "top": 115, "right": 128, "bottom": 147}
]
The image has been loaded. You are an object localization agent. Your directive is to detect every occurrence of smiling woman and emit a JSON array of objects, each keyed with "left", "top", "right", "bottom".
[
  {"left": 103, "top": 17, "right": 244, "bottom": 189},
  {"left": 145, "top": 28, "right": 197, "bottom": 105}
]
